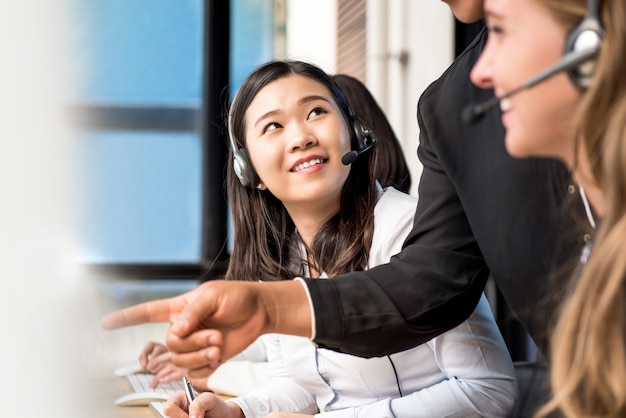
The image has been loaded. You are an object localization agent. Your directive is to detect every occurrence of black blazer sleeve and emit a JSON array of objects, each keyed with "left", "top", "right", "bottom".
[
  {"left": 303, "top": 30, "right": 492, "bottom": 357},
  {"left": 304, "top": 27, "right": 586, "bottom": 358}
]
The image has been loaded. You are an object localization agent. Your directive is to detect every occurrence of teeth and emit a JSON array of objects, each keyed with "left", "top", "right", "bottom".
[
  {"left": 500, "top": 97, "right": 512, "bottom": 113},
  {"left": 293, "top": 158, "right": 324, "bottom": 172}
]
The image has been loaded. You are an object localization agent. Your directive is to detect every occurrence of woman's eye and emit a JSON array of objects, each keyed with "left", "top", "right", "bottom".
[
  {"left": 308, "top": 107, "right": 326, "bottom": 119},
  {"left": 487, "top": 23, "right": 504, "bottom": 37},
  {"left": 263, "top": 122, "right": 281, "bottom": 133}
]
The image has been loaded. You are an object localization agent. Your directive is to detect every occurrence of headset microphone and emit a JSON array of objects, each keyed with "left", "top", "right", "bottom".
[
  {"left": 341, "top": 150, "right": 359, "bottom": 165},
  {"left": 341, "top": 128, "right": 377, "bottom": 165},
  {"left": 462, "top": 47, "right": 599, "bottom": 125}
]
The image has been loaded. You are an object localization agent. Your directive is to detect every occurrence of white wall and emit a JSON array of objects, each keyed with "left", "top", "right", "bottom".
[
  {"left": 284, "top": 0, "right": 337, "bottom": 73},
  {"left": 368, "top": 0, "right": 453, "bottom": 196},
  {"left": 284, "top": 0, "right": 454, "bottom": 196}
]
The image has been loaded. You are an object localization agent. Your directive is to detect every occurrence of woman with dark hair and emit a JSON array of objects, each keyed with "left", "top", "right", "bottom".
[
  {"left": 159, "top": 60, "right": 516, "bottom": 418},
  {"left": 131, "top": 71, "right": 412, "bottom": 394},
  {"left": 224, "top": 61, "right": 380, "bottom": 282}
]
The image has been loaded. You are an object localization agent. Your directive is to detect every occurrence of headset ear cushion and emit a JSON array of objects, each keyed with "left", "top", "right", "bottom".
[
  {"left": 563, "top": 17, "right": 603, "bottom": 89},
  {"left": 233, "top": 148, "right": 259, "bottom": 188}
]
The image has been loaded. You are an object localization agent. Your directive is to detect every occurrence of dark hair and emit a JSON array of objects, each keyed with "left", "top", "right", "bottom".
[
  {"left": 225, "top": 60, "right": 378, "bottom": 281},
  {"left": 332, "top": 74, "right": 412, "bottom": 193}
]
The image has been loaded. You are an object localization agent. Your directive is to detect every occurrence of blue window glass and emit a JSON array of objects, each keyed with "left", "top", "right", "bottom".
[
  {"left": 78, "top": 131, "right": 202, "bottom": 263},
  {"left": 72, "top": 0, "right": 203, "bottom": 104},
  {"left": 74, "top": 0, "right": 203, "bottom": 264},
  {"left": 73, "top": 0, "right": 274, "bottom": 266},
  {"left": 231, "top": 0, "right": 275, "bottom": 89}
]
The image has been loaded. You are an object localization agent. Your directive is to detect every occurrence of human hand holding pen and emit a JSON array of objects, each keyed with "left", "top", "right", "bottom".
[
  {"left": 100, "top": 279, "right": 311, "bottom": 378},
  {"left": 165, "top": 385, "right": 244, "bottom": 418}
]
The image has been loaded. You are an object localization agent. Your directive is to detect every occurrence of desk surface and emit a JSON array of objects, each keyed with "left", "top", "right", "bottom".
[{"left": 86, "top": 369, "right": 158, "bottom": 418}]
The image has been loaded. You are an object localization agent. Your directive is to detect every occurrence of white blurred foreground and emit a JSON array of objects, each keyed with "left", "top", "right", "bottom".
[{"left": 0, "top": 1, "right": 88, "bottom": 416}]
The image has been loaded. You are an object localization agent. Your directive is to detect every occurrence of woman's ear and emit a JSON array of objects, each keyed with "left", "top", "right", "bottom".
[{"left": 256, "top": 181, "right": 267, "bottom": 190}]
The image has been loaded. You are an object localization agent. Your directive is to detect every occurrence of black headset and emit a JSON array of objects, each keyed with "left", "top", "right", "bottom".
[
  {"left": 340, "top": 109, "right": 378, "bottom": 166},
  {"left": 564, "top": 0, "right": 604, "bottom": 89},
  {"left": 228, "top": 90, "right": 377, "bottom": 189}
]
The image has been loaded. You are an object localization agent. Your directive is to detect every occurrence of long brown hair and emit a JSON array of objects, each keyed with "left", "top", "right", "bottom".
[
  {"left": 537, "top": 0, "right": 626, "bottom": 416},
  {"left": 224, "top": 61, "right": 378, "bottom": 281}
]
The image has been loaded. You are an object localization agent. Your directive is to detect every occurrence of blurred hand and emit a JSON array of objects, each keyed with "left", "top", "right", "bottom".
[
  {"left": 102, "top": 280, "right": 271, "bottom": 376},
  {"left": 101, "top": 279, "right": 310, "bottom": 378},
  {"left": 138, "top": 341, "right": 209, "bottom": 389},
  {"left": 139, "top": 341, "right": 169, "bottom": 371},
  {"left": 163, "top": 281, "right": 272, "bottom": 379}
]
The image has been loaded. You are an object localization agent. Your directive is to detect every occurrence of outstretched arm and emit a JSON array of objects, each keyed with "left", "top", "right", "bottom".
[{"left": 101, "top": 279, "right": 312, "bottom": 376}]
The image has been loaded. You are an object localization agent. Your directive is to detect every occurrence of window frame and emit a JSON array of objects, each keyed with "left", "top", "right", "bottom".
[{"left": 82, "top": 0, "right": 230, "bottom": 280}]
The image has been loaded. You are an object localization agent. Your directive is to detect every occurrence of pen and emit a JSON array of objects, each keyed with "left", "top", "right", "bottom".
[{"left": 183, "top": 376, "right": 196, "bottom": 404}]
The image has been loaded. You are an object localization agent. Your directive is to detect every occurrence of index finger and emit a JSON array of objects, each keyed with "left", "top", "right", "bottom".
[{"left": 100, "top": 298, "right": 174, "bottom": 330}]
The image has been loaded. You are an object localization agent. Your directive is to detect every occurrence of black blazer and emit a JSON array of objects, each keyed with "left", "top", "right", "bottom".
[{"left": 303, "top": 27, "right": 590, "bottom": 358}]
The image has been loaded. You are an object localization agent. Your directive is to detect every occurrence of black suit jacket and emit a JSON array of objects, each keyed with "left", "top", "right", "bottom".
[{"left": 303, "top": 27, "right": 589, "bottom": 358}]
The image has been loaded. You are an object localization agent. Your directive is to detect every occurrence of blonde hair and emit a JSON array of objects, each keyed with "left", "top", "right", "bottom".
[{"left": 536, "top": 0, "right": 626, "bottom": 417}]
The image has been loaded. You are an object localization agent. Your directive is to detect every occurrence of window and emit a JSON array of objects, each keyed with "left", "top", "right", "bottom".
[{"left": 72, "top": 0, "right": 274, "bottom": 279}]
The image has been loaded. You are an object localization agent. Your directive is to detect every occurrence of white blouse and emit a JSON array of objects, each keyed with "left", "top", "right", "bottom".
[{"left": 230, "top": 187, "right": 518, "bottom": 417}]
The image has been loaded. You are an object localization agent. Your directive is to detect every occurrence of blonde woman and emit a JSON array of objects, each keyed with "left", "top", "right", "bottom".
[{"left": 470, "top": 0, "right": 626, "bottom": 416}]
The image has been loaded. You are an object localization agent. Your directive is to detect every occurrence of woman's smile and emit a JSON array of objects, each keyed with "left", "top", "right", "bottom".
[{"left": 290, "top": 155, "right": 328, "bottom": 173}]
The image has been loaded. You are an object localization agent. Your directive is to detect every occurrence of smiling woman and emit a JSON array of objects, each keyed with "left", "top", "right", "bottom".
[
  {"left": 470, "top": 0, "right": 626, "bottom": 416},
  {"left": 155, "top": 60, "right": 518, "bottom": 418},
  {"left": 226, "top": 61, "right": 380, "bottom": 281},
  {"left": 470, "top": 0, "right": 582, "bottom": 161},
  {"left": 243, "top": 75, "right": 353, "bottom": 241}
]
